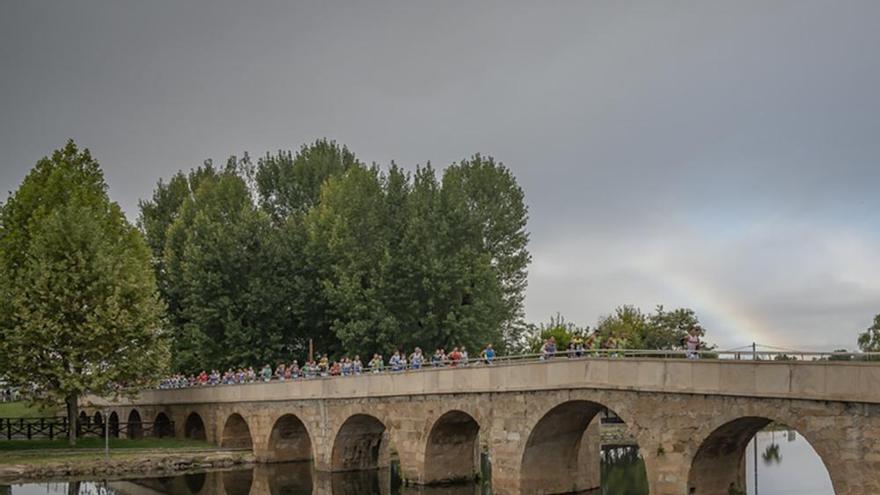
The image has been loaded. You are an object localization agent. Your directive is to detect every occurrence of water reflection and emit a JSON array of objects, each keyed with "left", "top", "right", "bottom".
[
  {"left": 0, "top": 435, "right": 834, "bottom": 495},
  {"left": 601, "top": 446, "right": 647, "bottom": 495},
  {"left": 745, "top": 429, "right": 834, "bottom": 495}
]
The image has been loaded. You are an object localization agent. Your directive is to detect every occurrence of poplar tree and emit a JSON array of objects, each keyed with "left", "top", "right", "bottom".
[{"left": 0, "top": 141, "right": 167, "bottom": 446}]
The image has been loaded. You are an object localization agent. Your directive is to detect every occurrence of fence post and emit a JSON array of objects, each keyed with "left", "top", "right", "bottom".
[{"left": 50, "top": 423, "right": 54, "bottom": 440}]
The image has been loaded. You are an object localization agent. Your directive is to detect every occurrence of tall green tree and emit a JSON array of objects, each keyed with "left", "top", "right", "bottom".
[
  {"left": 0, "top": 141, "right": 167, "bottom": 445},
  {"left": 858, "top": 314, "right": 880, "bottom": 353},
  {"left": 141, "top": 142, "right": 532, "bottom": 368},
  {"left": 441, "top": 155, "right": 531, "bottom": 350},
  {"left": 166, "top": 171, "right": 285, "bottom": 371},
  {"left": 139, "top": 163, "right": 225, "bottom": 371},
  {"left": 255, "top": 139, "right": 359, "bottom": 221},
  {"left": 307, "top": 165, "right": 397, "bottom": 357}
]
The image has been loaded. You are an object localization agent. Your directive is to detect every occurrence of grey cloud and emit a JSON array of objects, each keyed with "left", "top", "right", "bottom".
[{"left": 2, "top": 0, "right": 878, "bottom": 350}]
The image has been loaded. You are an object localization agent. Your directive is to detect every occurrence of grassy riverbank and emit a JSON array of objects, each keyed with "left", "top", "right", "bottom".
[
  {"left": 0, "top": 402, "right": 59, "bottom": 418},
  {"left": 0, "top": 437, "right": 212, "bottom": 453},
  {"left": 0, "top": 438, "right": 215, "bottom": 465}
]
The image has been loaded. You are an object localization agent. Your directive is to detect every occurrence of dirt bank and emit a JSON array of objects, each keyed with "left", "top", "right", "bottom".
[{"left": 0, "top": 449, "right": 254, "bottom": 484}]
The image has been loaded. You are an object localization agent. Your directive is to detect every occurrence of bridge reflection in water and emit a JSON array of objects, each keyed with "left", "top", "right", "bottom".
[
  {"left": 107, "top": 463, "right": 487, "bottom": 495},
  {"left": 2, "top": 447, "right": 651, "bottom": 495},
  {"left": 0, "top": 436, "right": 835, "bottom": 495}
]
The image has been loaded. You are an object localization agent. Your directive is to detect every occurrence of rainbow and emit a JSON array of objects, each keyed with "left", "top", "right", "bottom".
[{"left": 648, "top": 268, "right": 772, "bottom": 349}]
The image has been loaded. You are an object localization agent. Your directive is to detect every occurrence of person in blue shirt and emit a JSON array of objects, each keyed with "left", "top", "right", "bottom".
[
  {"left": 390, "top": 351, "right": 403, "bottom": 372},
  {"left": 409, "top": 347, "right": 423, "bottom": 370},
  {"left": 481, "top": 344, "right": 495, "bottom": 364}
]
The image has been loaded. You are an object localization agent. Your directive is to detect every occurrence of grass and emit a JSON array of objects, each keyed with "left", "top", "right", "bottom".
[
  {"left": 0, "top": 437, "right": 213, "bottom": 452},
  {"left": 0, "top": 402, "right": 60, "bottom": 418},
  {"left": 0, "top": 438, "right": 219, "bottom": 466}
]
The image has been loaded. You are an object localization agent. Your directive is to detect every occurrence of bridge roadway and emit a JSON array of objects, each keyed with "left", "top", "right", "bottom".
[{"left": 86, "top": 357, "right": 880, "bottom": 495}]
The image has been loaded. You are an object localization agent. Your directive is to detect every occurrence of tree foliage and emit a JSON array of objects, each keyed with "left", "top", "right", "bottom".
[
  {"left": 530, "top": 305, "right": 708, "bottom": 352},
  {"left": 593, "top": 304, "right": 706, "bottom": 349},
  {"left": 0, "top": 141, "right": 167, "bottom": 445},
  {"left": 858, "top": 314, "right": 880, "bottom": 353},
  {"left": 140, "top": 140, "right": 531, "bottom": 371},
  {"left": 527, "top": 313, "right": 589, "bottom": 353}
]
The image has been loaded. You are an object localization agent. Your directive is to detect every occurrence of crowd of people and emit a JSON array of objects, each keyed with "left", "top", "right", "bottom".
[
  {"left": 158, "top": 332, "right": 704, "bottom": 389},
  {"left": 1, "top": 386, "right": 19, "bottom": 403},
  {"left": 159, "top": 344, "right": 497, "bottom": 389},
  {"left": 538, "top": 330, "right": 703, "bottom": 360}
]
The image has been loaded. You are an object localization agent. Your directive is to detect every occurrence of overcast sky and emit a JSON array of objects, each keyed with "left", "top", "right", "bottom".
[{"left": 2, "top": 1, "right": 878, "bottom": 350}]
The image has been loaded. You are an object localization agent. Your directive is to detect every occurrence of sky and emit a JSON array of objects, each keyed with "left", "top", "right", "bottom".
[{"left": 1, "top": 0, "right": 878, "bottom": 351}]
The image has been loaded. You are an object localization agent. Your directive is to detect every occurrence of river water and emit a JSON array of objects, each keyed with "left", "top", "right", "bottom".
[{"left": 0, "top": 432, "right": 833, "bottom": 495}]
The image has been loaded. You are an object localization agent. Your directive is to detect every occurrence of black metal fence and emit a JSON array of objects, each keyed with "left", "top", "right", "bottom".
[{"left": 1, "top": 417, "right": 175, "bottom": 440}]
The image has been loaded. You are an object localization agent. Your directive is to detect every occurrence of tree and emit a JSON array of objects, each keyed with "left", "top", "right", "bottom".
[
  {"left": 441, "top": 155, "right": 531, "bottom": 350},
  {"left": 594, "top": 305, "right": 650, "bottom": 348},
  {"left": 593, "top": 305, "right": 709, "bottom": 350},
  {"left": 255, "top": 139, "right": 359, "bottom": 221},
  {"left": 527, "top": 313, "right": 589, "bottom": 353},
  {"left": 307, "top": 165, "right": 397, "bottom": 357},
  {"left": 0, "top": 141, "right": 167, "bottom": 445},
  {"left": 142, "top": 142, "right": 532, "bottom": 368},
  {"left": 646, "top": 305, "right": 705, "bottom": 350},
  {"left": 166, "top": 170, "right": 286, "bottom": 371},
  {"left": 138, "top": 163, "right": 222, "bottom": 369},
  {"left": 858, "top": 314, "right": 880, "bottom": 353}
]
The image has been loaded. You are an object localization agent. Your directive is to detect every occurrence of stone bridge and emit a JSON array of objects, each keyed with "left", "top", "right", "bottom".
[{"left": 85, "top": 357, "right": 880, "bottom": 495}]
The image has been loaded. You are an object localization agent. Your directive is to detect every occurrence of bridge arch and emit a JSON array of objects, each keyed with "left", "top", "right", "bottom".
[
  {"left": 688, "top": 415, "right": 836, "bottom": 494},
  {"left": 221, "top": 469, "right": 253, "bottom": 495},
  {"left": 520, "top": 399, "right": 647, "bottom": 494},
  {"left": 221, "top": 413, "right": 254, "bottom": 451},
  {"left": 331, "top": 413, "right": 389, "bottom": 471},
  {"left": 127, "top": 409, "right": 143, "bottom": 439},
  {"left": 108, "top": 411, "right": 120, "bottom": 438},
  {"left": 155, "top": 412, "right": 174, "bottom": 438},
  {"left": 423, "top": 410, "right": 481, "bottom": 484},
  {"left": 183, "top": 472, "right": 206, "bottom": 494},
  {"left": 184, "top": 412, "right": 207, "bottom": 441},
  {"left": 267, "top": 413, "right": 313, "bottom": 463}
]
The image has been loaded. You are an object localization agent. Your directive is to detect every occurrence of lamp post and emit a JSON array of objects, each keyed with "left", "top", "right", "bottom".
[{"left": 104, "top": 407, "right": 110, "bottom": 462}]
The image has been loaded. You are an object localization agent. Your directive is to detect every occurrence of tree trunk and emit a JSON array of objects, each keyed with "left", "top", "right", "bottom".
[{"left": 66, "top": 393, "right": 78, "bottom": 447}]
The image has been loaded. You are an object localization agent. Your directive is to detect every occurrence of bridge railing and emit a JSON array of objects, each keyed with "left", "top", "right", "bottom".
[{"left": 150, "top": 348, "right": 880, "bottom": 391}]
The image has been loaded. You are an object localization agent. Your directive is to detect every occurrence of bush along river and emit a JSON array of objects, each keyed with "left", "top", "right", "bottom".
[{"left": 0, "top": 428, "right": 835, "bottom": 495}]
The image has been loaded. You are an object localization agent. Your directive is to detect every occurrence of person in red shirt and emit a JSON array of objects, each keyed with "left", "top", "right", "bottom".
[{"left": 449, "top": 347, "right": 462, "bottom": 367}]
